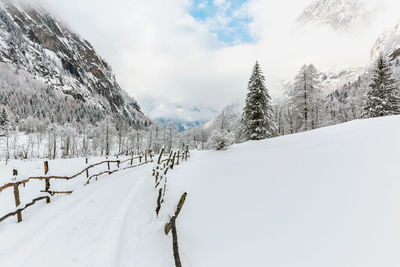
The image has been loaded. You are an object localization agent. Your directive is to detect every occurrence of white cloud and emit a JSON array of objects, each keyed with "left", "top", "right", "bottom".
[
  {"left": 37, "top": 0, "right": 400, "bottom": 117},
  {"left": 197, "top": 0, "right": 207, "bottom": 9},
  {"left": 213, "top": 0, "right": 227, "bottom": 7}
]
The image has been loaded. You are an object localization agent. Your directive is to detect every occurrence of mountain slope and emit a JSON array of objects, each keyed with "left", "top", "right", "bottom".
[
  {"left": 371, "top": 20, "right": 400, "bottom": 64},
  {"left": 0, "top": 0, "right": 148, "bottom": 126}
]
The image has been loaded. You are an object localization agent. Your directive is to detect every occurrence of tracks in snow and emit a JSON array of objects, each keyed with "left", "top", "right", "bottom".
[{"left": 0, "top": 164, "right": 160, "bottom": 267}]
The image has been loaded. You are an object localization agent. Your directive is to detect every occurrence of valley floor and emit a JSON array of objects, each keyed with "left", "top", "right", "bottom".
[{"left": 1, "top": 116, "right": 400, "bottom": 266}]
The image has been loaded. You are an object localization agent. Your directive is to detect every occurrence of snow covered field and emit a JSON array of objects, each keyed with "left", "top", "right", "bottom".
[
  {"left": 1, "top": 116, "right": 400, "bottom": 266},
  {"left": 168, "top": 116, "right": 400, "bottom": 267}
]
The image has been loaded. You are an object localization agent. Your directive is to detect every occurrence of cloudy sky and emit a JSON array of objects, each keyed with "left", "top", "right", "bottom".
[{"left": 39, "top": 0, "right": 400, "bottom": 120}]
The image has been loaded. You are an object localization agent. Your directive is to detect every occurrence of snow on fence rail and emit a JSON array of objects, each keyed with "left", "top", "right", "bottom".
[
  {"left": 0, "top": 151, "right": 154, "bottom": 224},
  {"left": 153, "top": 146, "right": 189, "bottom": 267}
]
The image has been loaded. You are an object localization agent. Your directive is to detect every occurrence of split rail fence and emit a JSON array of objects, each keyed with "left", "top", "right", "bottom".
[
  {"left": 0, "top": 151, "right": 154, "bottom": 224},
  {"left": 152, "top": 146, "right": 190, "bottom": 267}
]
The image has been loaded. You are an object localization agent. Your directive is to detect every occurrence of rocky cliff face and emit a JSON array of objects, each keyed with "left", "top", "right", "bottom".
[{"left": 0, "top": 0, "right": 149, "bottom": 126}]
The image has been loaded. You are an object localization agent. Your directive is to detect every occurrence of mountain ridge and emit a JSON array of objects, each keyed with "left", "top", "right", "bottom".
[{"left": 0, "top": 0, "right": 149, "bottom": 126}]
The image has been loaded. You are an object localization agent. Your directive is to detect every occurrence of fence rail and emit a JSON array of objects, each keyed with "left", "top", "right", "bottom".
[{"left": 0, "top": 151, "right": 155, "bottom": 224}]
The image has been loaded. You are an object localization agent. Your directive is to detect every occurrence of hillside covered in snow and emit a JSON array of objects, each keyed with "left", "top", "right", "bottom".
[
  {"left": 0, "top": 0, "right": 148, "bottom": 126},
  {"left": 1, "top": 116, "right": 399, "bottom": 266}
]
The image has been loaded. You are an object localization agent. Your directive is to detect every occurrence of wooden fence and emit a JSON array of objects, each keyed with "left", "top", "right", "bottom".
[
  {"left": 0, "top": 151, "right": 154, "bottom": 224},
  {"left": 152, "top": 146, "right": 190, "bottom": 267}
]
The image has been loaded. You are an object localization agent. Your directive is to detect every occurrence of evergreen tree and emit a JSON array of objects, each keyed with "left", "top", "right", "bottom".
[
  {"left": 241, "top": 61, "right": 276, "bottom": 140},
  {"left": 0, "top": 108, "right": 9, "bottom": 129},
  {"left": 288, "top": 64, "right": 321, "bottom": 132},
  {"left": 363, "top": 54, "right": 400, "bottom": 118}
]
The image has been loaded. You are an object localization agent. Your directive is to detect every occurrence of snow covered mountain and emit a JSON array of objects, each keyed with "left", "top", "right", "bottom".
[
  {"left": 318, "top": 67, "right": 365, "bottom": 93},
  {"left": 0, "top": 0, "right": 149, "bottom": 126},
  {"left": 298, "top": 0, "right": 375, "bottom": 30},
  {"left": 371, "top": 20, "right": 400, "bottom": 64},
  {"left": 143, "top": 102, "right": 218, "bottom": 131}
]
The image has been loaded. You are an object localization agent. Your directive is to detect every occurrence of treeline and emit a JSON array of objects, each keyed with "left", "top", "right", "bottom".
[
  {"left": 205, "top": 54, "right": 400, "bottom": 149},
  {"left": 0, "top": 113, "right": 204, "bottom": 160}
]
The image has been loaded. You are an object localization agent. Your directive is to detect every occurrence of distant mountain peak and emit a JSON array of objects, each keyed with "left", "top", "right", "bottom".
[{"left": 298, "top": 0, "right": 375, "bottom": 31}]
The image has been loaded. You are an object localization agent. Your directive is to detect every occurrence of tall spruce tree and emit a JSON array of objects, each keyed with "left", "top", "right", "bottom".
[
  {"left": 241, "top": 61, "right": 276, "bottom": 140},
  {"left": 364, "top": 54, "right": 400, "bottom": 118}
]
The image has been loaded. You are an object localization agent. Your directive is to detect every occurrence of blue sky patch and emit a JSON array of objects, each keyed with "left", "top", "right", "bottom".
[{"left": 189, "top": 0, "right": 253, "bottom": 45}]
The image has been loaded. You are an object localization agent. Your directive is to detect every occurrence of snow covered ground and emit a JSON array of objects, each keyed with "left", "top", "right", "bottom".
[
  {"left": 0, "top": 156, "right": 131, "bottom": 185},
  {"left": 1, "top": 116, "right": 400, "bottom": 266},
  {"left": 0, "top": 163, "right": 176, "bottom": 266},
  {"left": 168, "top": 115, "right": 400, "bottom": 267},
  {"left": 0, "top": 155, "right": 137, "bottom": 220}
]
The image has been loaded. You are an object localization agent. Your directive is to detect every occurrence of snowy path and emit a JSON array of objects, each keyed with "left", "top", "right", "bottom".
[{"left": 0, "top": 164, "right": 173, "bottom": 267}]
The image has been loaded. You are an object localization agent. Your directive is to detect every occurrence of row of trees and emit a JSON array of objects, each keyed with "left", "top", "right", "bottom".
[
  {"left": 0, "top": 112, "right": 202, "bottom": 161},
  {"left": 208, "top": 54, "right": 400, "bottom": 150}
]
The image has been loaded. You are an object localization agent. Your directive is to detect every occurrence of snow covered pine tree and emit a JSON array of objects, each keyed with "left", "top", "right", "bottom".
[
  {"left": 287, "top": 64, "right": 322, "bottom": 132},
  {"left": 241, "top": 61, "right": 276, "bottom": 140},
  {"left": 364, "top": 54, "right": 400, "bottom": 118},
  {"left": 0, "top": 108, "right": 9, "bottom": 132}
]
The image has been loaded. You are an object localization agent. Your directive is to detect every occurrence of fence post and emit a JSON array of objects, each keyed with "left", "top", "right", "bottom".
[
  {"left": 107, "top": 161, "right": 110, "bottom": 171},
  {"left": 13, "top": 169, "right": 18, "bottom": 179},
  {"left": 145, "top": 150, "right": 148, "bottom": 163},
  {"left": 86, "top": 158, "right": 88, "bottom": 164},
  {"left": 130, "top": 157, "right": 133, "bottom": 165},
  {"left": 171, "top": 217, "right": 182, "bottom": 267},
  {"left": 86, "top": 167, "right": 89, "bottom": 178},
  {"left": 13, "top": 184, "right": 22, "bottom": 223},
  {"left": 117, "top": 160, "right": 120, "bottom": 169},
  {"left": 176, "top": 151, "right": 180, "bottom": 165},
  {"left": 139, "top": 155, "right": 142, "bottom": 164},
  {"left": 157, "top": 148, "right": 165, "bottom": 165},
  {"left": 45, "top": 179, "right": 50, "bottom": 192},
  {"left": 156, "top": 188, "right": 162, "bottom": 216},
  {"left": 185, "top": 145, "right": 189, "bottom": 161},
  {"left": 44, "top": 161, "right": 49, "bottom": 175},
  {"left": 171, "top": 152, "right": 177, "bottom": 170},
  {"left": 166, "top": 151, "right": 173, "bottom": 166}
]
